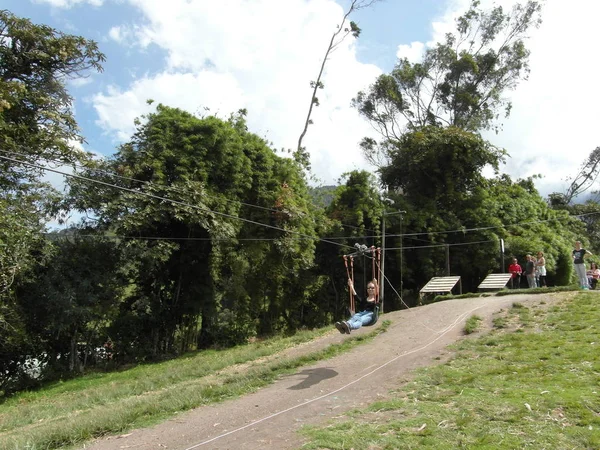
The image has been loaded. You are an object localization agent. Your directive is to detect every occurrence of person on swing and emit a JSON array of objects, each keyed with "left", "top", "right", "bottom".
[{"left": 335, "top": 278, "right": 379, "bottom": 334}]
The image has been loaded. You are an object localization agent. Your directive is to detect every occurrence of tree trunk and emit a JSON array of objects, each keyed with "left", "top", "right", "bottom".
[{"left": 69, "top": 331, "right": 77, "bottom": 372}]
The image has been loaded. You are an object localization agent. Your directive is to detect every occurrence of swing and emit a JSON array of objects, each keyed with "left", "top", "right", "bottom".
[{"left": 342, "top": 245, "right": 381, "bottom": 327}]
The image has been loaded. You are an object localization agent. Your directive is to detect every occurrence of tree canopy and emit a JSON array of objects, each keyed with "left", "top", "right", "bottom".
[
  {"left": 0, "top": 11, "right": 105, "bottom": 389},
  {"left": 3, "top": 3, "right": 597, "bottom": 397},
  {"left": 353, "top": 0, "right": 541, "bottom": 166}
]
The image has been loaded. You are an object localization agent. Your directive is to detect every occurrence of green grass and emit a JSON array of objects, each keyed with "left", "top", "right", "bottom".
[
  {"left": 301, "top": 293, "right": 600, "bottom": 449},
  {"left": 463, "top": 315, "right": 482, "bottom": 334},
  {"left": 426, "top": 285, "right": 575, "bottom": 304},
  {"left": 494, "top": 285, "right": 576, "bottom": 296},
  {"left": 0, "top": 321, "right": 389, "bottom": 449}
]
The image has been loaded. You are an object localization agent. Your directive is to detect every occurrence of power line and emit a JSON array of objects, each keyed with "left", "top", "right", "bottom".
[
  {"left": 46, "top": 210, "right": 600, "bottom": 245},
  {"left": 385, "top": 214, "right": 594, "bottom": 238},
  {"left": 44, "top": 233, "right": 313, "bottom": 242},
  {"left": 0, "top": 148, "right": 284, "bottom": 214},
  {"left": 385, "top": 239, "right": 498, "bottom": 251},
  {"left": 5, "top": 149, "right": 599, "bottom": 242},
  {"left": 0, "top": 148, "right": 378, "bottom": 234},
  {"left": 42, "top": 234, "right": 500, "bottom": 253},
  {"left": 1, "top": 154, "right": 353, "bottom": 250}
]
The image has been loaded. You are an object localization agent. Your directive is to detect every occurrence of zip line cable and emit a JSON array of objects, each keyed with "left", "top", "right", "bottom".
[
  {"left": 0, "top": 154, "right": 354, "bottom": 250},
  {"left": 4, "top": 149, "right": 600, "bottom": 242},
  {"left": 0, "top": 147, "right": 378, "bottom": 234},
  {"left": 42, "top": 234, "right": 500, "bottom": 256},
  {"left": 0, "top": 148, "right": 285, "bottom": 214},
  {"left": 385, "top": 239, "right": 498, "bottom": 251}
]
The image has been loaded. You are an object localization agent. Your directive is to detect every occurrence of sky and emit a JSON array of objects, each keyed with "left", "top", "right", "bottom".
[{"left": 5, "top": 0, "right": 600, "bottom": 200}]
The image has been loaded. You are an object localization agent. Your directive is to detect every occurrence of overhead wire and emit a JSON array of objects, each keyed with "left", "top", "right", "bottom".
[
  {"left": 5, "top": 149, "right": 600, "bottom": 246},
  {"left": 384, "top": 215, "right": 593, "bottom": 238},
  {"left": 332, "top": 211, "right": 600, "bottom": 241},
  {"left": 0, "top": 148, "right": 288, "bottom": 214},
  {"left": 0, "top": 154, "right": 354, "bottom": 250},
  {"left": 385, "top": 239, "right": 498, "bottom": 251},
  {"left": 0, "top": 147, "right": 378, "bottom": 234},
  {"left": 4, "top": 148, "right": 598, "bottom": 241}
]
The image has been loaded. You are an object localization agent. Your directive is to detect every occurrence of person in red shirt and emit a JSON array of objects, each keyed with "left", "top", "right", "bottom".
[{"left": 508, "top": 257, "right": 522, "bottom": 289}]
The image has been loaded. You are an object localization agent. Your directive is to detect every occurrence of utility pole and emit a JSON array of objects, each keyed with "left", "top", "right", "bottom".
[
  {"left": 399, "top": 211, "right": 405, "bottom": 301},
  {"left": 380, "top": 209, "right": 406, "bottom": 313},
  {"left": 380, "top": 212, "right": 386, "bottom": 313}
]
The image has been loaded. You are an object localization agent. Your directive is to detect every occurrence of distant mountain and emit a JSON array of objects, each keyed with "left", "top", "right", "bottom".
[{"left": 309, "top": 185, "right": 337, "bottom": 208}]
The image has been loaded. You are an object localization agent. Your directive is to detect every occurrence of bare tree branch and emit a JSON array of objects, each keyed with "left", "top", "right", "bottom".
[
  {"left": 564, "top": 146, "right": 600, "bottom": 204},
  {"left": 296, "top": 0, "right": 381, "bottom": 165}
]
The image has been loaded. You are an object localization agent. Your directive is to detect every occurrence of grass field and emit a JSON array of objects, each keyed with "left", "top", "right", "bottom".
[
  {"left": 2, "top": 290, "right": 599, "bottom": 450},
  {"left": 301, "top": 293, "right": 600, "bottom": 449},
  {"left": 0, "top": 324, "right": 388, "bottom": 449}
]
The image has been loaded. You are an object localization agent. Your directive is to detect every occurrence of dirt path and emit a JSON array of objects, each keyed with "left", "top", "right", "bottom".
[{"left": 84, "top": 293, "right": 563, "bottom": 450}]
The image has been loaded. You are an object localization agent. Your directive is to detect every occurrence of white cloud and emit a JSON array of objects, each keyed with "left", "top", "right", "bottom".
[
  {"left": 484, "top": 0, "right": 600, "bottom": 196},
  {"left": 396, "top": 41, "right": 425, "bottom": 61},
  {"left": 92, "top": 0, "right": 381, "bottom": 184},
  {"left": 394, "top": 0, "right": 600, "bottom": 197},
  {"left": 108, "top": 26, "right": 124, "bottom": 43},
  {"left": 107, "top": 25, "right": 144, "bottom": 45},
  {"left": 32, "top": 0, "right": 104, "bottom": 8},
  {"left": 68, "top": 77, "right": 94, "bottom": 88},
  {"left": 92, "top": 71, "right": 247, "bottom": 142}
]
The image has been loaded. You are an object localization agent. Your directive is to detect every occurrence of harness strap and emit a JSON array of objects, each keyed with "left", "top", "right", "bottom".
[
  {"left": 369, "top": 246, "right": 382, "bottom": 303},
  {"left": 375, "top": 247, "right": 381, "bottom": 303},
  {"left": 343, "top": 255, "right": 355, "bottom": 313}
]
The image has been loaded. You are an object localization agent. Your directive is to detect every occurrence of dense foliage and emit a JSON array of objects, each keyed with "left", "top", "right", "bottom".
[
  {"left": 0, "top": 9, "right": 105, "bottom": 392},
  {"left": 2, "top": 3, "right": 598, "bottom": 395}
]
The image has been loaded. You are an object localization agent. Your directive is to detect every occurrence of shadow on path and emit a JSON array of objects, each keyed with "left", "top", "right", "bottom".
[{"left": 287, "top": 368, "right": 338, "bottom": 390}]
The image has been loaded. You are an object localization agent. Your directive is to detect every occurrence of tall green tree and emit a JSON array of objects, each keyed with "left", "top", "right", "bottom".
[
  {"left": 68, "top": 105, "right": 323, "bottom": 354},
  {"left": 0, "top": 10, "right": 104, "bottom": 290},
  {"left": 0, "top": 10, "right": 105, "bottom": 172},
  {"left": 0, "top": 11, "right": 104, "bottom": 385},
  {"left": 15, "top": 235, "right": 124, "bottom": 374},
  {"left": 346, "top": 1, "right": 557, "bottom": 297},
  {"left": 380, "top": 126, "right": 504, "bottom": 208},
  {"left": 376, "top": 127, "right": 504, "bottom": 294},
  {"left": 353, "top": 0, "right": 541, "bottom": 165}
]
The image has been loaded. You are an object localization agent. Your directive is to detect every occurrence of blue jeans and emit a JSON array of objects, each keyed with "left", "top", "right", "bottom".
[
  {"left": 347, "top": 310, "right": 374, "bottom": 330},
  {"left": 575, "top": 263, "right": 589, "bottom": 288}
]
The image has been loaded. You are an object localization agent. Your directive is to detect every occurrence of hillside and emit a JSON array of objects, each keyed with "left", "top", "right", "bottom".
[{"left": 84, "top": 292, "right": 575, "bottom": 450}]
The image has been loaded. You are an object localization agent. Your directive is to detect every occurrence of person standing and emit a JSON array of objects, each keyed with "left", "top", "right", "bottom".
[
  {"left": 573, "top": 241, "right": 592, "bottom": 289},
  {"left": 508, "top": 257, "right": 522, "bottom": 289},
  {"left": 536, "top": 251, "right": 547, "bottom": 287},
  {"left": 525, "top": 255, "right": 536, "bottom": 288}
]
